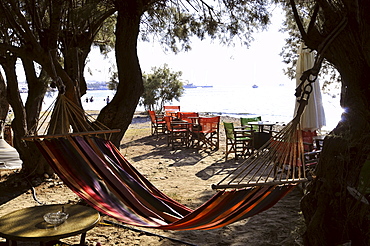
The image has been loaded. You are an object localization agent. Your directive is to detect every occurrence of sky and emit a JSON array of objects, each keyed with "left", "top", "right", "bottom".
[
  {"left": 11, "top": 6, "right": 343, "bottom": 130},
  {"left": 13, "top": 7, "right": 290, "bottom": 88},
  {"left": 84, "top": 7, "right": 290, "bottom": 88}
]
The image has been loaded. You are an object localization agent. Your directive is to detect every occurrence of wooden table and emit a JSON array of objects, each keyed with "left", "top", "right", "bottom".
[
  {"left": 0, "top": 204, "right": 100, "bottom": 246},
  {"left": 247, "top": 121, "right": 276, "bottom": 133}
]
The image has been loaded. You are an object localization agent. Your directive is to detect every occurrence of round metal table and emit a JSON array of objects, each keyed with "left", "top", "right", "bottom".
[{"left": 0, "top": 204, "right": 100, "bottom": 246}]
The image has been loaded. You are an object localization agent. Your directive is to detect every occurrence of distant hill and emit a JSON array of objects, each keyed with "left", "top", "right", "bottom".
[{"left": 86, "top": 81, "right": 109, "bottom": 90}]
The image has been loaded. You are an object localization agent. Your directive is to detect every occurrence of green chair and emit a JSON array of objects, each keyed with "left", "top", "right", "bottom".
[
  {"left": 240, "top": 116, "right": 276, "bottom": 149},
  {"left": 240, "top": 116, "right": 262, "bottom": 131},
  {"left": 223, "top": 122, "right": 253, "bottom": 160}
]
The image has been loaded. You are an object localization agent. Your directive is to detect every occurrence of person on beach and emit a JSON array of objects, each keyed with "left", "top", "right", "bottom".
[{"left": 106, "top": 96, "right": 110, "bottom": 104}]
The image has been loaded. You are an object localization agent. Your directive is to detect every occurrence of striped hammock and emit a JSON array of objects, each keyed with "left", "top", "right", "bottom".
[
  {"left": 33, "top": 135, "right": 295, "bottom": 230},
  {"left": 23, "top": 94, "right": 308, "bottom": 230}
]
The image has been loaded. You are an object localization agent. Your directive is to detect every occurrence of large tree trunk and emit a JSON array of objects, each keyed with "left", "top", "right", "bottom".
[
  {"left": 22, "top": 58, "right": 48, "bottom": 129},
  {"left": 301, "top": 8, "right": 370, "bottom": 244},
  {"left": 97, "top": 1, "right": 144, "bottom": 147},
  {"left": 0, "top": 72, "right": 9, "bottom": 121},
  {"left": 61, "top": 31, "right": 93, "bottom": 96}
]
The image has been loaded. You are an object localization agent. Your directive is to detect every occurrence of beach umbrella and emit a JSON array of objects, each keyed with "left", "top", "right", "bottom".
[
  {"left": 0, "top": 124, "right": 22, "bottom": 170},
  {"left": 295, "top": 42, "right": 326, "bottom": 131},
  {"left": 0, "top": 139, "right": 22, "bottom": 169}
]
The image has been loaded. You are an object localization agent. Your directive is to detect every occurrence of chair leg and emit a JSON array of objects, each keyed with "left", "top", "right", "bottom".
[{"left": 225, "top": 140, "right": 236, "bottom": 160}]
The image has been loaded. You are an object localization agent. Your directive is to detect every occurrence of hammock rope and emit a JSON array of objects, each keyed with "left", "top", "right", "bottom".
[{"left": 24, "top": 95, "right": 120, "bottom": 141}]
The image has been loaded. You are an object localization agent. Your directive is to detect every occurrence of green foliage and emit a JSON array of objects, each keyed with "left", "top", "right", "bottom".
[
  {"left": 107, "top": 70, "right": 118, "bottom": 90},
  {"left": 140, "top": 64, "right": 184, "bottom": 111},
  {"left": 278, "top": 1, "right": 341, "bottom": 96},
  {"left": 141, "top": 1, "right": 272, "bottom": 53},
  {"left": 93, "top": 12, "right": 117, "bottom": 55}
]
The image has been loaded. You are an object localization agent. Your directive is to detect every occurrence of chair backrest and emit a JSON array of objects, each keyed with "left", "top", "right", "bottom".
[
  {"left": 148, "top": 110, "right": 156, "bottom": 124},
  {"left": 223, "top": 122, "right": 235, "bottom": 140},
  {"left": 164, "top": 106, "right": 180, "bottom": 116},
  {"left": 240, "top": 116, "right": 262, "bottom": 126},
  {"left": 199, "top": 116, "right": 220, "bottom": 133},
  {"left": 179, "top": 112, "right": 199, "bottom": 123},
  {"left": 163, "top": 116, "right": 173, "bottom": 131},
  {"left": 302, "top": 130, "right": 317, "bottom": 152}
]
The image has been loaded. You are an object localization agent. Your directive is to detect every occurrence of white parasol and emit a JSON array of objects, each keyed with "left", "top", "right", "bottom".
[
  {"left": 295, "top": 42, "right": 326, "bottom": 131},
  {"left": 0, "top": 139, "right": 22, "bottom": 169},
  {"left": 0, "top": 122, "right": 22, "bottom": 170}
]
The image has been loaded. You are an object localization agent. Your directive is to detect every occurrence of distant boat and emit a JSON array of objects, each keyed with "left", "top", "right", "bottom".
[
  {"left": 183, "top": 83, "right": 198, "bottom": 88},
  {"left": 19, "top": 87, "right": 28, "bottom": 93},
  {"left": 252, "top": 84, "right": 258, "bottom": 88}
]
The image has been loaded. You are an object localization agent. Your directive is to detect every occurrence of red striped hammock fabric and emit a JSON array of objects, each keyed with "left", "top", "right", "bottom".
[{"left": 34, "top": 136, "right": 295, "bottom": 230}]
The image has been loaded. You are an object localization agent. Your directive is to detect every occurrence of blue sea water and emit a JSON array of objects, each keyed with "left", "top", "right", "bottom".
[{"left": 22, "top": 84, "right": 342, "bottom": 131}]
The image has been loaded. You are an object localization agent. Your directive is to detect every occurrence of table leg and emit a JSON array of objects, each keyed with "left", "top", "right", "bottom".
[
  {"left": 80, "top": 232, "right": 87, "bottom": 245},
  {"left": 5, "top": 240, "right": 17, "bottom": 246}
]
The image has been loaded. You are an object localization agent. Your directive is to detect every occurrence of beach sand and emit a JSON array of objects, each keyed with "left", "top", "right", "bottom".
[{"left": 0, "top": 114, "right": 304, "bottom": 246}]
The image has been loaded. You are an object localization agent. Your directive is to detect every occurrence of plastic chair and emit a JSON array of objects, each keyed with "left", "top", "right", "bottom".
[
  {"left": 191, "top": 116, "right": 220, "bottom": 150},
  {"left": 148, "top": 110, "right": 166, "bottom": 137},
  {"left": 164, "top": 106, "right": 180, "bottom": 116},
  {"left": 223, "top": 122, "right": 254, "bottom": 160},
  {"left": 164, "top": 116, "right": 190, "bottom": 149}
]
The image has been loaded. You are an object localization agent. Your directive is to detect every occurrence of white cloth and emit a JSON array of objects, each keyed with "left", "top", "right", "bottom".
[
  {"left": 0, "top": 139, "right": 22, "bottom": 170},
  {"left": 295, "top": 42, "right": 326, "bottom": 131}
]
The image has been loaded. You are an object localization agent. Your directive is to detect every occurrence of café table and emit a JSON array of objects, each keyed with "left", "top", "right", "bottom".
[
  {"left": 0, "top": 204, "right": 100, "bottom": 246},
  {"left": 247, "top": 121, "right": 276, "bottom": 149},
  {"left": 247, "top": 121, "right": 276, "bottom": 133}
]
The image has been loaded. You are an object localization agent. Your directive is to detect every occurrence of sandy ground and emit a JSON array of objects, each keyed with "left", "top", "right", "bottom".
[{"left": 0, "top": 114, "right": 304, "bottom": 246}]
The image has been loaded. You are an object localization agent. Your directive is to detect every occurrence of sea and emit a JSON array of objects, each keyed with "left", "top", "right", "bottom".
[{"left": 21, "top": 83, "right": 343, "bottom": 132}]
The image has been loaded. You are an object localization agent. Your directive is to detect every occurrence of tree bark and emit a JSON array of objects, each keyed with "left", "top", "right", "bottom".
[
  {"left": 97, "top": 1, "right": 144, "bottom": 147},
  {"left": 301, "top": 4, "right": 370, "bottom": 244},
  {"left": 0, "top": 71, "right": 9, "bottom": 121},
  {"left": 22, "top": 58, "right": 48, "bottom": 130}
]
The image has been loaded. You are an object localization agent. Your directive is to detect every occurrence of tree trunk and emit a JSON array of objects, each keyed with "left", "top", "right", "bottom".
[
  {"left": 97, "top": 1, "right": 144, "bottom": 147},
  {"left": 301, "top": 14, "right": 370, "bottom": 245},
  {"left": 1, "top": 55, "right": 51, "bottom": 176},
  {"left": 0, "top": 72, "right": 9, "bottom": 121},
  {"left": 61, "top": 31, "right": 93, "bottom": 96},
  {"left": 22, "top": 58, "right": 48, "bottom": 130}
]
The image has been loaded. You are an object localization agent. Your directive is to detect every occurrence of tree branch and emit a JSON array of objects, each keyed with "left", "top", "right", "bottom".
[
  {"left": 289, "top": 0, "right": 308, "bottom": 40},
  {"left": 307, "top": 3, "right": 319, "bottom": 35},
  {"left": 3, "top": 0, "right": 41, "bottom": 49}
]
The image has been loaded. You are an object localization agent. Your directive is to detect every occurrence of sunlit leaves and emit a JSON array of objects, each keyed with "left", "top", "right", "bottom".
[
  {"left": 141, "top": 0, "right": 273, "bottom": 53},
  {"left": 140, "top": 64, "right": 184, "bottom": 111},
  {"left": 279, "top": 0, "right": 341, "bottom": 95}
]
